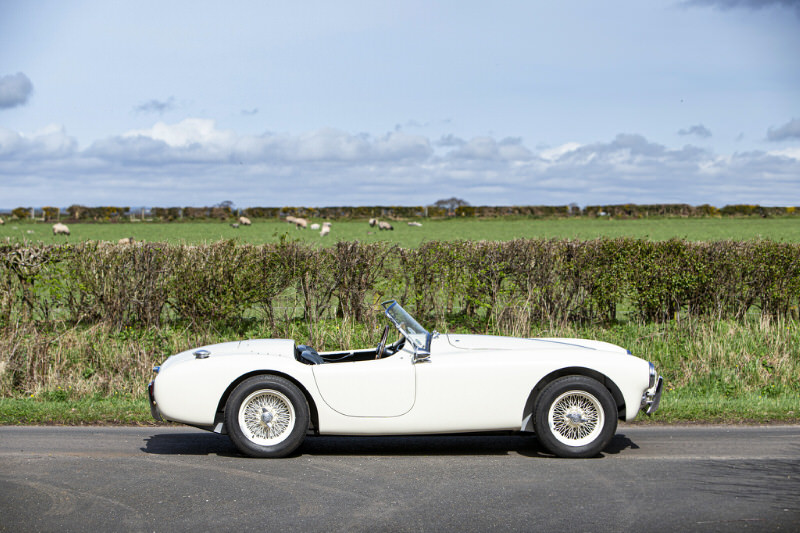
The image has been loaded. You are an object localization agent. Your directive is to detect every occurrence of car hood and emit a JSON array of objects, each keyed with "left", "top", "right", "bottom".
[{"left": 444, "top": 333, "right": 630, "bottom": 355}]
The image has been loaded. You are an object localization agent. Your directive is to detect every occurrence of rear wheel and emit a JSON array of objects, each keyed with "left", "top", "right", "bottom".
[
  {"left": 534, "top": 376, "right": 617, "bottom": 458},
  {"left": 225, "top": 375, "right": 309, "bottom": 458}
]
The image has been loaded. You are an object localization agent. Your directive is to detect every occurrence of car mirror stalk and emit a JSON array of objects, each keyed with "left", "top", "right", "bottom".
[{"left": 413, "top": 349, "right": 431, "bottom": 363}]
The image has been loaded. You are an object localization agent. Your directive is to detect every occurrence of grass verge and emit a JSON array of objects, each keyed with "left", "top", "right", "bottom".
[
  {"left": 0, "top": 397, "right": 158, "bottom": 425},
  {"left": 2, "top": 390, "right": 798, "bottom": 426}
]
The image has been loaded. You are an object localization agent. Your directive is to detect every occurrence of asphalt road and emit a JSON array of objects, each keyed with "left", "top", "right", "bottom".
[{"left": 1, "top": 425, "right": 798, "bottom": 532}]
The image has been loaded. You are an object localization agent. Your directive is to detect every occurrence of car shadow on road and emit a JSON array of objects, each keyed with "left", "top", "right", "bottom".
[
  {"left": 141, "top": 432, "right": 241, "bottom": 457},
  {"left": 141, "top": 431, "right": 639, "bottom": 459},
  {"left": 602, "top": 433, "right": 640, "bottom": 455}
]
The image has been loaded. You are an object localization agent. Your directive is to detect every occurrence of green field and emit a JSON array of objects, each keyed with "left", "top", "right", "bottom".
[{"left": 2, "top": 216, "right": 800, "bottom": 246}]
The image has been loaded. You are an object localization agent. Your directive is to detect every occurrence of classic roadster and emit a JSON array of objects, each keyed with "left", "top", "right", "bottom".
[{"left": 149, "top": 300, "right": 662, "bottom": 458}]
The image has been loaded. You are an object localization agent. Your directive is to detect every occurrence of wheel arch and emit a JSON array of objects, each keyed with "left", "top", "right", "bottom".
[
  {"left": 213, "top": 370, "right": 320, "bottom": 435},
  {"left": 522, "top": 367, "right": 626, "bottom": 431}
]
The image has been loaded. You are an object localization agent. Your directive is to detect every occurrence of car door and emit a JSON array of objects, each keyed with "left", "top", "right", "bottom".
[{"left": 311, "top": 351, "right": 415, "bottom": 417}]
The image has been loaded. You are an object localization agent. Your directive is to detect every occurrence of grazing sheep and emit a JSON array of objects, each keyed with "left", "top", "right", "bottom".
[
  {"left": 52, "top": 223, "right": 70, "bottom": 235},
  {"left": 310, "top": 223, "right": 321, "bottom": 230},
  {"left": 285, "top": 216, "right": 308, "bottom": 229},
  {"left": 378, "top": 221, "right": 393, "bottom": 231},
  {"left": 238, "top": 216, "right": 251, "bottom": 226},
  {"left": 369, "top": 218, "right": 377, "bottom": 227},
  {"left": 320, "top": 225, "right": 331, "bottom": 237},
  {"left": 0, "top": 217, "right": 4, "bottom": 225},
  {"left": 230, "top": 223, "right": 240, "bottom": 229},
  {"left": 118, "top": 237, "right": 134, "bottom": 244},
  {"left": 408, "top": 221, "right": 422, "bottom": 227}
]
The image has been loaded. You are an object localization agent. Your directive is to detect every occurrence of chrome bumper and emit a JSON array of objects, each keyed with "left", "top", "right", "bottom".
[
  {"left": 148, "top": 380, "right": 163, "bottom": 422},
  {"left": 641, "top": 376, "right": 664, "bottom": 415}
]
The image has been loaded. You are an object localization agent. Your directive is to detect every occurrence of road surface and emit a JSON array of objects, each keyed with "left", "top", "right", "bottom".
[{"left": 1, "top": 425, "right": 798, "bottom": 532}]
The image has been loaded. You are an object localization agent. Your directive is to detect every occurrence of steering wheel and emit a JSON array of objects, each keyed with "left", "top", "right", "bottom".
[{"left": 375, "top": 325, "right": 390, "bottom": 359}]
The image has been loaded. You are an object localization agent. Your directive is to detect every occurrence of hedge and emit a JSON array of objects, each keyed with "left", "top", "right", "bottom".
[
  {"left": 8, "top": 204, "right": 800, "bottom": 222},
  {"left": 1, "top": 239, "right": 798, "bottom": 335}
]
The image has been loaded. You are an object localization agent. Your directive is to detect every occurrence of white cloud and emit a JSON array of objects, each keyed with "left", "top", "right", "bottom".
[
  {"left": 768, "top": 147, "right": 800, "bottom": 160},
  {"left": 123, "top": 118, "right": 236, "bottom": 148},
  {"left": 2, "top": 119, "right": 800, "bottom": 208},
  {"left": 0, "top": 124, "right": 77, "bottom": 159},
  {"left": 447, "top": 136, "right": 533, "bottom": 161},
  {"left": 767, "top": 118, "right": 800, "bottom": 141},
  {"left": 0, "top": 73, "right": 34, "bottom": 109},
  {"left": 539, "top": 142, "right": 582, "bottom": 162},
  {"left": 678, "top": 124, "right": 712, "bottom": 138},
  {"left": 682, "top": 0, "right": 800, "bottom": 16},
  {"left": 133, "top": 97, "right": 176, "bottom": 115}
]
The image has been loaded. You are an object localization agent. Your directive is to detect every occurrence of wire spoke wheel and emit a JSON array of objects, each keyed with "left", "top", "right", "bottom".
[
  {"left": 226, "top": 375, "right": 309, "bottom": 458},
  {"left": 547, "top": 389, "right": 605, "bottom": 447},
  {"left": 238, "top": 389, "right": 296, "bottom": 446}
]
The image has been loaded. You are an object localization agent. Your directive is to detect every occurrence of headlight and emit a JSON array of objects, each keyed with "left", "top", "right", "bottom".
[{"left": 648, "top": 362, "right": 657, "bottom": 389}]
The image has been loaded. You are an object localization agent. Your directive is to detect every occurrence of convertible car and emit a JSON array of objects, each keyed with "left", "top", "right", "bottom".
[{"left": 149, "top": 300, "right": 663, "bottom": 458}]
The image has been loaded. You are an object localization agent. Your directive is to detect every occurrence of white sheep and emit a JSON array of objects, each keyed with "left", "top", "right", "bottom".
[
  {"left": 369, "top": 218, "right": 377, "bottom": 227},
  {"left": 320, "top": 225, "right": 331, "bottom": 237},
  {"left": 238, "top": 216, "right": 251, "bottom": 226},
  {"left": 408, "top": 221, "right": 422, "bottom": 227},
  {"left": 230, "top": 223, "right": 240, "bottom": 229},
  {"left": 52, "top": 223, "right": 70, "bottom": 235},
  {"left": 378, "top": 220, "right": 393, "bottom": 231},
  {"left": 285, "top": 216, "right": 308, "bottom": 229},
  {"left": 310, "top": 223, "right": 321, "bottom": 230},
  {"left": 118, "top": 237, "right": 134, "bottom": 244},
  {"left": 0, "top": 217, "right": 4, "bottom": 225}
]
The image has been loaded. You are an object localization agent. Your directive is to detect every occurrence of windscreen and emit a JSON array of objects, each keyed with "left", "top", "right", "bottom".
[{"left": 382, "top": 300, "right": 431, "bottom": 352}]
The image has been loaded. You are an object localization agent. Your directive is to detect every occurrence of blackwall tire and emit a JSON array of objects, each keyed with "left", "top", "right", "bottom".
[
  {"left": 225, "top": 375, "right": 309, "bottom": 458},
  {"left": 534, "top": 375, "right": 617, "bottom": 458}
]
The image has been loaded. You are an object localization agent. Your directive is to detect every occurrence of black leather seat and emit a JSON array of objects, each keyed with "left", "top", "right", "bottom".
[{"left": 296, "top": 345, "right": 324, "bottom": 365}]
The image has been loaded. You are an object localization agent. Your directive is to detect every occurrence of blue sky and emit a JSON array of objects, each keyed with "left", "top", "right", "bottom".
[{"left": 1, "top": 0, "right": 799, "bottom": 208}]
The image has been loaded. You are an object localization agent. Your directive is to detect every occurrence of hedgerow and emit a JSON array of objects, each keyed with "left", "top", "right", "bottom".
[{"left": 2, "top": 239, "right": 798, "bottom": 336}]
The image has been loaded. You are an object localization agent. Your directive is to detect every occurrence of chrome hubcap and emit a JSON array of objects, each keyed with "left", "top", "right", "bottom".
[
  {"left": 565, "top": 410, "right": 588, "bottom": 426},
  {"left": 238, "top": 389, "right": 295, "bottom": 446}
]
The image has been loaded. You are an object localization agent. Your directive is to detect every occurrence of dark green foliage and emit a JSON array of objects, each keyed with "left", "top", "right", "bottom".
[
  {"left": 65, "top": 205, "right": 130, "bottom": 220},
  {"left": 1, "top": 238, "right": 798, "bottom": 332},
  {"left": 62, "top": 242, "right": 174, "bottom": 328}
]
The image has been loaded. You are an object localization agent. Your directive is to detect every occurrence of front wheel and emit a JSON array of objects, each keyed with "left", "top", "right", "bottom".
[
  {"left": 533, "top": 376, "right": 617, "bottom": 458},
  {"left": 225, "top": 375, "right": 309, "bottom": 458}
]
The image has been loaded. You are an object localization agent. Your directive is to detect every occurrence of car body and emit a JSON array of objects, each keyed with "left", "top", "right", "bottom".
[{"left": 149, "top": 300, "right": 663, "bottom": 458}]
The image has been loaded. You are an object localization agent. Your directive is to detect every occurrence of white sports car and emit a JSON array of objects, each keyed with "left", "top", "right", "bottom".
[{"left": 149, "top": 300, "right": 663, "bottom": 458}]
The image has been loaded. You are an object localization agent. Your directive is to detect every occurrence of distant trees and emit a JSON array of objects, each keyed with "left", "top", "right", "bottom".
[
  {"left": 11, "top": 207, "right": 29, "bottom": 220},
  {"left": 42, "top": 207, "right": 60, "bottom": 221},
  {"left": 433, "top": 197, "right": 470, "bottom": 214}
]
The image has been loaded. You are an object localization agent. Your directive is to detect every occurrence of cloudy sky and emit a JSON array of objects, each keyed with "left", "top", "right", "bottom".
[{"left": 1, "top": 0, "right": 799, "bottom": 209}]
